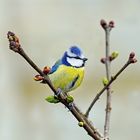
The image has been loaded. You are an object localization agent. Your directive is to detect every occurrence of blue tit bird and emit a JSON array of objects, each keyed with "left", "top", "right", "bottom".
[{"left": 48, "top": 46, "right": 87, "bottom": 93}]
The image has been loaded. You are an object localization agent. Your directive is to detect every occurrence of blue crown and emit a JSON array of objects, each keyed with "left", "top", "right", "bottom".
[{"left": 69, "top": 46, "right": 82, "bottom": 57}]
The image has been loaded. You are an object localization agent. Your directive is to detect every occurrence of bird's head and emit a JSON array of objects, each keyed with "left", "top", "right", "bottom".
[{"left": 62, "top": 46, "right": 88, "bottom": 68}]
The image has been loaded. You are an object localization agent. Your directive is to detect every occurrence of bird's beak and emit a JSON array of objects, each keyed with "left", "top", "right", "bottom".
[{"left": 83, "top": 57, "right": 88, "bottom": 62}]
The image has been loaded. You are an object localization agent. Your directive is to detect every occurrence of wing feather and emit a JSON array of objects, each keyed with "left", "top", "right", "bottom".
[
  {"left": 49, "top": 59, "right": 62, "bottom": 74},
  {"left": 68, "top": 75, "right": 79, "bottom": 89}
]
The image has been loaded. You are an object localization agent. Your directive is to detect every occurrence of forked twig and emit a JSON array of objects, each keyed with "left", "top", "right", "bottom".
[
  {"left": 85, "top": 57, "right": 136, "bottom": 118},
  {"left": 85, "top": 20, "right": 137, "bottom": 125}
]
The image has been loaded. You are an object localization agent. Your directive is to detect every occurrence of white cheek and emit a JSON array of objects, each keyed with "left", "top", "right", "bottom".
[{"left": 67, "top": 57, "right": 84, "bottom": 67}]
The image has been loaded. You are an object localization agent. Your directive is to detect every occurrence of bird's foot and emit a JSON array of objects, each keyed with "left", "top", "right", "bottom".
[
  {"left": 68, "top": 102, "right": 74, "bottom": 110},
  {"left": 55, "top": 88, "right": 62, "bottom": 97}
]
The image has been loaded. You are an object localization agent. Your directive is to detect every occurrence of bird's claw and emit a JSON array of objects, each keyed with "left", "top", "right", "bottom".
[
  {"left": 55, "top": 88, "right": 62, "bottom": 97},
  {"left": 68, "top": 102, "right": 74, "bottom": 110}
]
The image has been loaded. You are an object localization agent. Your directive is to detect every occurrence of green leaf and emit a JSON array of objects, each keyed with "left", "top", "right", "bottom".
[
  {"left": 66, "top": 95, "right": 74, "bottom": 103},
  {"left": 111, "top": 51, "right": 119, "bottom": 59},
  {"left": 78, "top": 122, "right": 84, "bottom": 127},
  {"left": 45, "top": 95, "right": 60, "bottom": 104},
  {"left": 102, "top": 77, "right": 109, "bottom": 86}
]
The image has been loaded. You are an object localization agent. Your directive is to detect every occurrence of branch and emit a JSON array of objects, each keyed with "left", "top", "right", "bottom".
[
  {"left": 102, "top": 20, "right": 112, "bottom": 139},
  {"left": 7, "top": 31, "right": 104, "bottom": 140},
  {"left": 85, "top": 20, "right": 137, "bottom": 120},
  {"left": 85, "top": 55, "right": 136, "bottom": 118}
]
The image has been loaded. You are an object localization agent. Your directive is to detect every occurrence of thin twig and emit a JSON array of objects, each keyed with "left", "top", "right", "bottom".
[
  {"left": 85, "top": 60, "right": 132, "bottom": 118},
  {"left": 85, "top": 20, "right": 137, "bottom": 120},
  {"left": 104, "top": 24, "right": 112, "bottom": 139},
  {"left": 7, "top": 31, "right": 104, "bottom": 140}
]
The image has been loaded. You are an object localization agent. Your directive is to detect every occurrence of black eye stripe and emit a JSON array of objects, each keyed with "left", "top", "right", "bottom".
[{"left": 67, "top": 55, "right": 83, "bottom": 60}]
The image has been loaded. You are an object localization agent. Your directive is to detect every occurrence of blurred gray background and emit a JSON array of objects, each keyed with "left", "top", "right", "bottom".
[{"left": 0, "top": 0, "right": 140, "bottom": 140}]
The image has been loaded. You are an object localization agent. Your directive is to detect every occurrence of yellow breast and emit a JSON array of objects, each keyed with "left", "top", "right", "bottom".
[{"left": 49, "top": 65, "right": 84, "bottom": 92}]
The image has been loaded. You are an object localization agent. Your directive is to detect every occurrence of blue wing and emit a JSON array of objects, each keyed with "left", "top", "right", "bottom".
[
  {"left": 49, "top": 59, "right": 62, "bottom": 74},
  {"left": 68, "top": 75, "right": 79, "bottom": 89}
]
